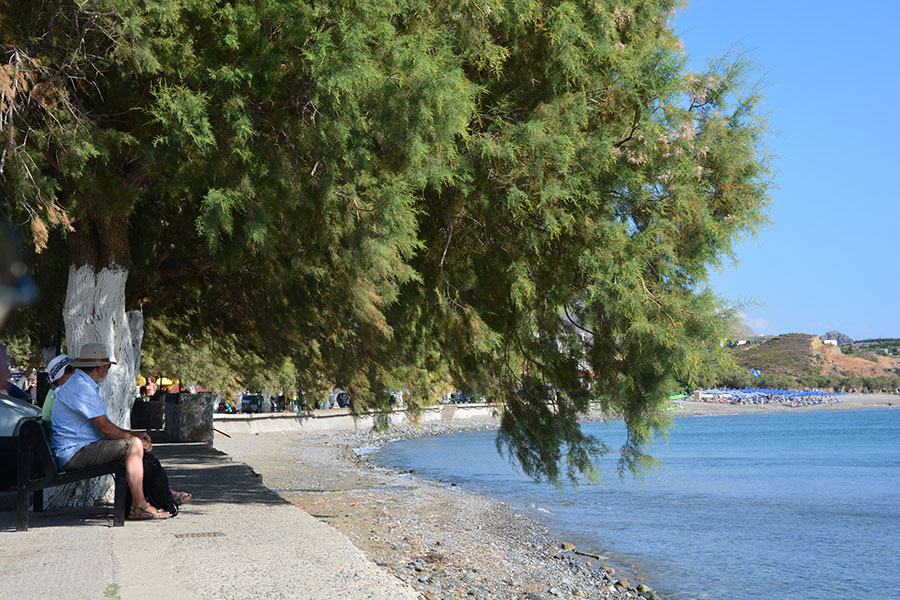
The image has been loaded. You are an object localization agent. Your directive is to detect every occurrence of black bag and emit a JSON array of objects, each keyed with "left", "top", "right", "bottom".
[{"left": 131, "top": 452, "right": 178, "bottom": 516}]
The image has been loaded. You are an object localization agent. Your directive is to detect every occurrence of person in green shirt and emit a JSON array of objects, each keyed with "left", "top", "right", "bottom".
[{"left": 42, "top": 354, "right": 74, "bottom": 435}]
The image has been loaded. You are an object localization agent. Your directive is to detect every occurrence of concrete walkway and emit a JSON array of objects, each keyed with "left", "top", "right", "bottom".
[{"left": 0, "top": 439, "right": 419, "bottom": 600}]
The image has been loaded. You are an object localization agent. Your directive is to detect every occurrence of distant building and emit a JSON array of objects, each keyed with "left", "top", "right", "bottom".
[{"left": 823, "top": 339, "right": 838, "bottom": 346}]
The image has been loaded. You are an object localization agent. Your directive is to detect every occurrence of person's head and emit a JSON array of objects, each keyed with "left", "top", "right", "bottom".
[
  {"left": 71, "top": 343, "right": 116, "bottom": 383},
  {"left": 47, "top": 354, "right": 75, "bottom": 388}
]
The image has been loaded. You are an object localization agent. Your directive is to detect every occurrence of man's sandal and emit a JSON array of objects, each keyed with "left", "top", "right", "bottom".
[{"left": 129, "top": 503, "right": 171, "bottom": 520}]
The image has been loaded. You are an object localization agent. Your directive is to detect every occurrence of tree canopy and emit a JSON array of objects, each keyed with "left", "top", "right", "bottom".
[{"left": 1, "top": 0, "right": 770, "bottom": 484}]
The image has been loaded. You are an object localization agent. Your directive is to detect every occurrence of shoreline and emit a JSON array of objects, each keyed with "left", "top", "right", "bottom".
[
  {"left": 214, "top": 395, "right": 896, "bottom": 600},
  {"left": 215, "top": 420, "right": 648, "bottom": 600}
]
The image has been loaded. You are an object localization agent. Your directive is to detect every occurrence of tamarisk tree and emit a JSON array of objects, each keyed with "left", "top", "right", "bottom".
[{"left": 1, "top": 0, "right": 770, "bottom": 499}]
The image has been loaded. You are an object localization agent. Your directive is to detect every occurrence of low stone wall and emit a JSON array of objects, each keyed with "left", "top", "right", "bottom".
[
  {"left": 164, "top": 393, "right": 216, "bottom": 444},
  {"left": 213, "top": 403, "right": 497, "bottom": 436}
]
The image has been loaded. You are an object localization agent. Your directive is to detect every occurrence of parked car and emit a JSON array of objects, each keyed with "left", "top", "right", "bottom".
[
  {"left": 322, "top": 388, "right": 349, "bottom": 409},
  {"left": 0, "top": 391, "right": 42, "bottom": 489},
  {"left": 241, "top": 394, "right": 267, "bottom": 413}
]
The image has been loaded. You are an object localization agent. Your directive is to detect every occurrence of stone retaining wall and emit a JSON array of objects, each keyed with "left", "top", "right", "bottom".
[
  {"left": 164, "top": 393, "right": 216, "bottom": 444},
  {"left": 213, "top": 403, "right": 497, "bottom": 436}
]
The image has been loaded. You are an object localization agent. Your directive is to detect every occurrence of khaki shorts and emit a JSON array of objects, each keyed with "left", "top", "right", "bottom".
[{"left": 62, "top": 438, "right": 132, "bottom": 471}]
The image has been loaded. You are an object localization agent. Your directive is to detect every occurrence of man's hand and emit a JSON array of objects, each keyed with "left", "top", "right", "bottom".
[
  {"left": 91, "top": 415, "right": 152, "bottom": 453},
  {"left": 133, "top": 430, "right": 152, "bottom": 451}
]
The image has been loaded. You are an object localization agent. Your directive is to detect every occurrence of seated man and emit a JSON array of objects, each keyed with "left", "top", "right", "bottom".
[{"left": 51, "top": 343, "right": 170, "bottom": 519}]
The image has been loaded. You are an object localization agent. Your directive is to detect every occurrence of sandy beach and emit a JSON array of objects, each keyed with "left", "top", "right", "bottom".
[
  {"left": 214, "top": 394, "right": 895, "bottom": 600},
  {"left": 672, "top": 392, "right": 895, "bottom": 416}
]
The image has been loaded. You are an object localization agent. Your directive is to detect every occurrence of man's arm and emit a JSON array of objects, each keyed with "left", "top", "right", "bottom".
[{"left": 90, "top": 415, "right": 151, "bottom": 450}]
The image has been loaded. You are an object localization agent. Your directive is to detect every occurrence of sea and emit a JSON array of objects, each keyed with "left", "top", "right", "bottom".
[{"left": 375, "top": 409, "right": 900, "bottom": 600}]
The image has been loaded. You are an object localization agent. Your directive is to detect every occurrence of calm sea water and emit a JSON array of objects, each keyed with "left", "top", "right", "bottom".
[{"left": 376, "top": 409, "right": 900, "bottom": 599}]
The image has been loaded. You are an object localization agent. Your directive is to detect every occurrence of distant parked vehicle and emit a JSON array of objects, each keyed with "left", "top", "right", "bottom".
[
  {"left": 241, "top": 394, "right": 266, "bottom": 413},
  {"left": 322, "top": 388, "right": 349, "bottom": 409},
  {"left": 448, "top": 392, "right": 475, "bottom": 404},
  {"left": 0, "top": 392, "right": 42, "bottom": 489}
]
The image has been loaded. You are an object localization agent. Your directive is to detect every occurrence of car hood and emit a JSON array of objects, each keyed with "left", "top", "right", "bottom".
[{"left": 0, "top": 394, "right": 42, "bottom": 437}]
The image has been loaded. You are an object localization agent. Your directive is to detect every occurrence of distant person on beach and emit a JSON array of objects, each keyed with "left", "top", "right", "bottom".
[
  {"left": 145, "top": 376, "right": 158, "bottom": 398},
  {"left": 23, "top": 368, "right": 37, "bottom": 404},
  {"left": 51, "top": 344, "right": 176, "bottom": 519}
]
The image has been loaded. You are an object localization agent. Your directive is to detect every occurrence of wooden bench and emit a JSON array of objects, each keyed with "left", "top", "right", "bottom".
[{"left": 16, "top": 419, "right": 127, "bottom": 531}]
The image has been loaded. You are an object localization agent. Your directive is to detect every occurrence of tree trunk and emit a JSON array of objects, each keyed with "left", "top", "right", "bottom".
[{"left": 45, "top": 214, "right": 144, "bottom": 508}]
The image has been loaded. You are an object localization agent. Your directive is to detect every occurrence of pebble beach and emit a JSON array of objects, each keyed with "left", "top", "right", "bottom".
[
  {"left": 215, "top": 420, "right": 652, "bottom": 600},
  {"left": 213, "top": 393, "right": 896, "bottom": 600}
]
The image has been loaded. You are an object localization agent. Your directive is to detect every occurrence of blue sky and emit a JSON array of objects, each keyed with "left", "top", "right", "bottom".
[{"left": 675, "top": 1, "right": 900, "bottom": 340}]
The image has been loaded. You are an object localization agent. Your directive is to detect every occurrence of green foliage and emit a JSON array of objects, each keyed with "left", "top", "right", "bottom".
[
  {"left": 0, "top": 332, "right": 38, "bottom": 369},
  {"left": 140, "top": 317, "right": 299, "bottom": 395},
  {"left": 2, "top": 0, "right": 773, "bottom": 485},
  {"left": 712, "top": 368, "right": 900, "bottom": 394},
  {"left": 852, "top": 339, "right": 900, "bottom": 355}
]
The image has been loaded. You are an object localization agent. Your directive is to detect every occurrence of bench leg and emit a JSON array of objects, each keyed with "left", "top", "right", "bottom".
[
  {"left": 16, "top": 488, "right": 30, "bottom": 532},
  {"left": 113, "top": 470, "right": 127, "bottom": 526},
  {"left": 16, "top": 441, "right": 33, "bottom": 531}
]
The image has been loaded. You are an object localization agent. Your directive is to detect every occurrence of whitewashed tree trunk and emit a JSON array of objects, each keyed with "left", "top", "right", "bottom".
[{"left": 45, "top": 263, "right": 144, "bottom": 508}]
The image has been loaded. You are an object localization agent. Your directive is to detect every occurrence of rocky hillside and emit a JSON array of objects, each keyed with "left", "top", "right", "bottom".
[
  {"left": 731, "top": 322, "right": 757, "bottom": 339},
  {"left": 818, "top": 341, "right": 900, "bottom": 378},
  {"left": 821, "top": 330, "right": 853, "bottom": 346},
  {"left": 731, "top": 333, "right": 900, "bottom": 379}
]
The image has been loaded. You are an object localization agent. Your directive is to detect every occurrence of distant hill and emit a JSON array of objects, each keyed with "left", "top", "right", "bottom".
[
  {"left": 731, "top": 322, "right": 757, "bottom": 339},
  {"left": 731, "top": 333, "right": 822, "bottom": 376},
  {"left": 821, "top": 330, "right": 853, "bottom": 346},
  {"left": 730, "top": 333, "right": 900, "bottom": 379}
]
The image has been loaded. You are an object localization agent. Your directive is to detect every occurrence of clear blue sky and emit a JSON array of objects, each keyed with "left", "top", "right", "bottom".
[{"left": 675, "top": 1, "right": 900, "bottom": 340}]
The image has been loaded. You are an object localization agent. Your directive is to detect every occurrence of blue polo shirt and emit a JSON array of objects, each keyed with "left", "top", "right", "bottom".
[{"left": 50, "top": 369, "right": 107, "bottom": 465}]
